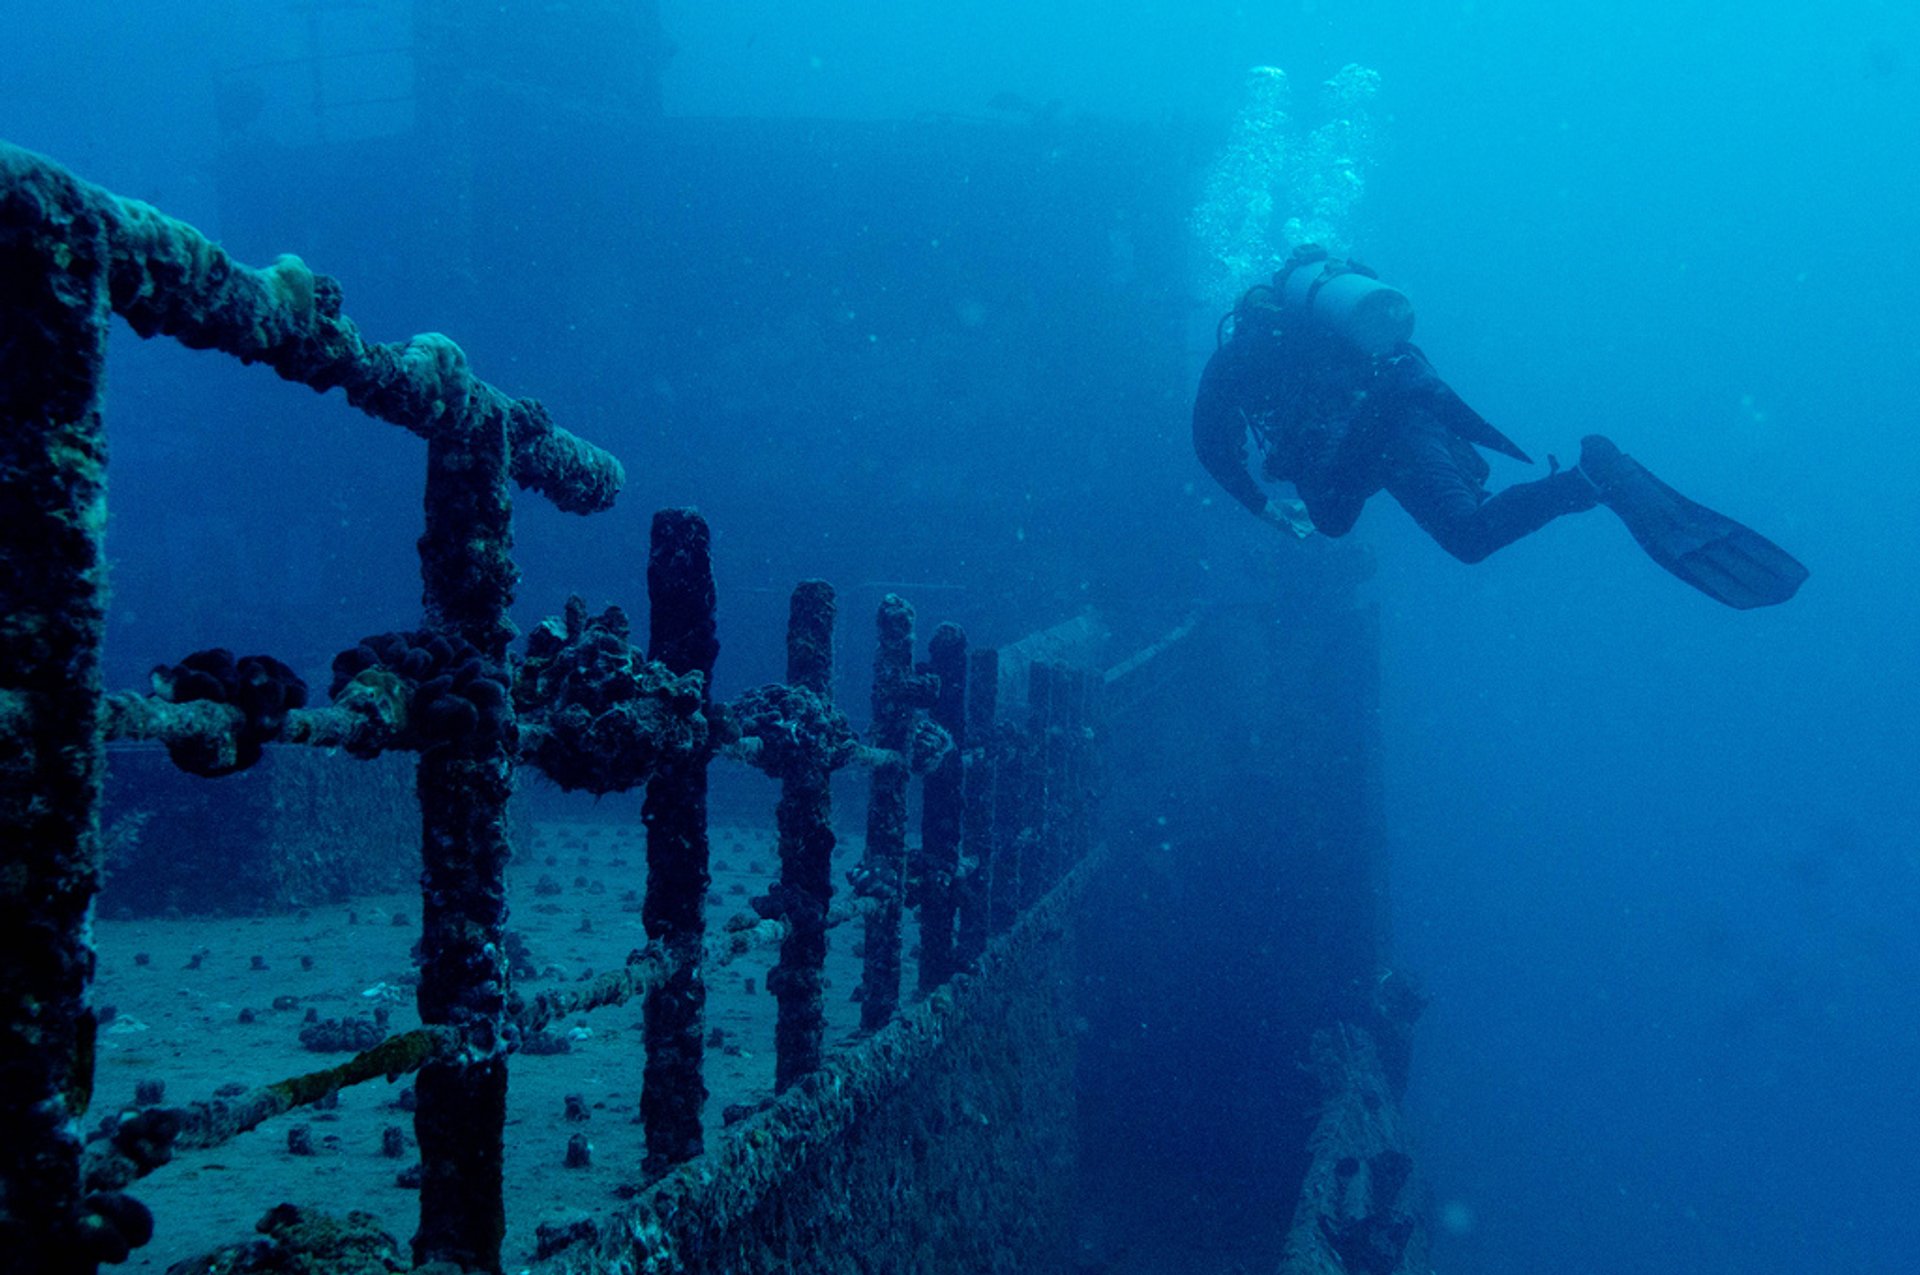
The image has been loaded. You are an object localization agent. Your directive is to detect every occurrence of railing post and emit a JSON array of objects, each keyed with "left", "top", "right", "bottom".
[
  {"left": 1018, "top": 661, "right": 1055, "bottom": 911},
  {"left": 1044, "top": 662, "right": 1074, "bottom": 894},
  {"left": 773, "top": 580, "right": 836, "bottom": 1091},
  {"left": 1072, "top": 667, "right": 1103, "bottom": 867},
  {"left": 859, "top": 595, "right": 915, "bottom": 1031},
  {"left": 641, "top": 509, "right": 718, "bottom": 1173},
  {"left": 1052, "top": 660, "right": 1082, "bottom": 871},
  {"left": 917, "top": 623, "right": 967, "bottom": 992},
  {"left": 412, "top": 380, "right": 519, "bottom": 1271},
  {"left": 0, "top": 164, "right": 121, "bottom": 1275},
  {"left": 954, "top": 647, "right": 998, "bottom": 966},
  {"left": 988, "top": 680, "right": 1025, "bottom": 937}
]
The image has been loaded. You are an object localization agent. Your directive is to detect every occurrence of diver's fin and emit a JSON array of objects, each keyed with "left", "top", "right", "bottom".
[{"left": 1579, "top": 435, "right": 1808, "bottom": 609}]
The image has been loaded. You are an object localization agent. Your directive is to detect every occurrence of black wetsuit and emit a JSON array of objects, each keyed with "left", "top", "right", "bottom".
[{"left": 1192, "top": 319, "right": 1598, "bottom": 562}]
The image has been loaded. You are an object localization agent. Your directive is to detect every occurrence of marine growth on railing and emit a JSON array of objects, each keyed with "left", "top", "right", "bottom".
[{"left": 0, "top": 141, "right": 1106, "bottom": 1274}]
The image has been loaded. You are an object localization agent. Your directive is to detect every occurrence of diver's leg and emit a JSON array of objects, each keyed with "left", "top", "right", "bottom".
[{"left": 1384, "top": 413, "right": 1597, "bottom": 564}]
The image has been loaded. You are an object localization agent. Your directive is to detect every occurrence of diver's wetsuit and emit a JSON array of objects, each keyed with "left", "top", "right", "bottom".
[{"left": 1193, "top": 320, "right": 1598, "bottom": 562}]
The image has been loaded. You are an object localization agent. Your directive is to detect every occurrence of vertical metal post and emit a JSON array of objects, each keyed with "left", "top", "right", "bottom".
[
  {"left": 412, "top": 377, "right": 518, "bottom": 1271},
  {"left": 0, "top": 166, "right": 118, "bottom": 1274},
  {"left": 917, "top": 623, "right": 966, "bottom": 993},
  {"left": 1044, "top": 662, "right": 1074, "bottom": 893},
  {"left": 1057, "top": 667, "right": 1085, "bottom": 871},
  {"left": 1073, "top": 668, "right": 1104, "bottom": 866},
  {"left": 1018, "top": 661, "right": 1055, "bottom": 911},
  {"left": 987, "top": 682, "right": 1025, "bottom": 937},
  {"left": 641, "top": 509, "right": 718, "bottom": 1173},
  {"left": 773, "top": 580, "right": 835, "bottom": 1091},
  {"left": 859, "top": 595, "right": 915, "bottom": 1031},
  {"left": 954, "top": 647, "right": 998, "bottom": 965}
]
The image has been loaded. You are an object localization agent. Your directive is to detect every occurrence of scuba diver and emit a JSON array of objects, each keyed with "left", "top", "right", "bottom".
[{"left": 1192, "top": 245, "right": 1807, "bottom": 608}]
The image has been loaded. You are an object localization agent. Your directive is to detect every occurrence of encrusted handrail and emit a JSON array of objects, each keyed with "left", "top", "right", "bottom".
[
  {"left": 3, "top": 137, "right": 1109, "bottom": 1274},
  {"left": 0, "top": 141, "right": 623, "bottom": 515}
]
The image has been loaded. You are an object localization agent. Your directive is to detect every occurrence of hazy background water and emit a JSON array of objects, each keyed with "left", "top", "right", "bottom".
[{"left": 7, "top": 3, "right": 1917, "bottom": 1272}]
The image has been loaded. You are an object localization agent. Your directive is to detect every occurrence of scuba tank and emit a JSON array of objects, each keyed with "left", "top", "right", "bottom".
[{"left": 1273, "top": 246, "right": 1415, "bottom": 354}]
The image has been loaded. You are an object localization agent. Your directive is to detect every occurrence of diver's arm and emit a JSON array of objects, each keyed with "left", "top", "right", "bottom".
[
  {"left": 1191, "top": 356, "right": 1270, "bottom": 517},
  {"left": 1192, "top": 365, "right": 1313, "bottom": 536}
]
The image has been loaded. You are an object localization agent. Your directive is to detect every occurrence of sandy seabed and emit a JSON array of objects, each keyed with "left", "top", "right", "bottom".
[{"left": 93, "top": 820, "right": 891, "bottom": 1273}]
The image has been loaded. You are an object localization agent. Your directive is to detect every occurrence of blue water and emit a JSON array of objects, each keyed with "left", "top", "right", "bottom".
[{"left": 8, "top": 3, "right": 1917, "bottom": 1272}]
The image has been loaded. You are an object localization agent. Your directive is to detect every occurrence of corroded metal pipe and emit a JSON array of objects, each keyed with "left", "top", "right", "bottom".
[
  {"left": 1054, "top": 667, "right": 1085, "bottom": 872},
  {"left": 99, "top": 694, "right": 399, "bottom": 761},
  {"left": 773, "top": 580, "right": 837, "bottom": 1091},
  {"left": 917, "top": 623, "right": 967, "bottom": 992},
  {"left": 0, "top": 141, "right": 639, "bottom": 1269},
  {"left": 955, "top": 646, "right": 999, "bottom": 966},
  {"left": 0, "top": 142, "right": 129, "bottom": 1274},
  {"left": 1017, "top": 662, "right": 1055, "bottom": 912},
  {"left": 1070, "top": 667, "right": 1103, "bottom": 867},
  {"left": 1044, "top": 662, "right": 1075, "bottom": 897},
  {"left": 859, "top": 595, "right": 916, "bottom": 1031},
  {"left": 0, "top": 141, "right": 623, "bottom": 515},
  {"left": 1051, "top": 668, "right": 1077, "bottom": 878},
  {"left": 410, "top": 386, "right": 518, "bottom": 1272},
  {"left": 640, "top": 509, "right": 718, "bottom": 1173},
  {"left": 987, "top": 693, "right": 1026, "bottom": 938}
]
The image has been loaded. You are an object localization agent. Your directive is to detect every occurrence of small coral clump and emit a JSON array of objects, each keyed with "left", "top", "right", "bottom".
[
  {"left": 515, "top": 595, "right": 707, "bottom": 793},
  {"left": 150, "top": 648, "right": 308, "bottom": 775},
  {"left": 330, "top": 629, "right": 511, "bottom": 758}
]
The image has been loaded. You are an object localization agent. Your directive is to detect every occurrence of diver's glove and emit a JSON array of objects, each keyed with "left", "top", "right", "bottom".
[{"left": 1258, "top": 497, "right": 1316, "bottom": 539}]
